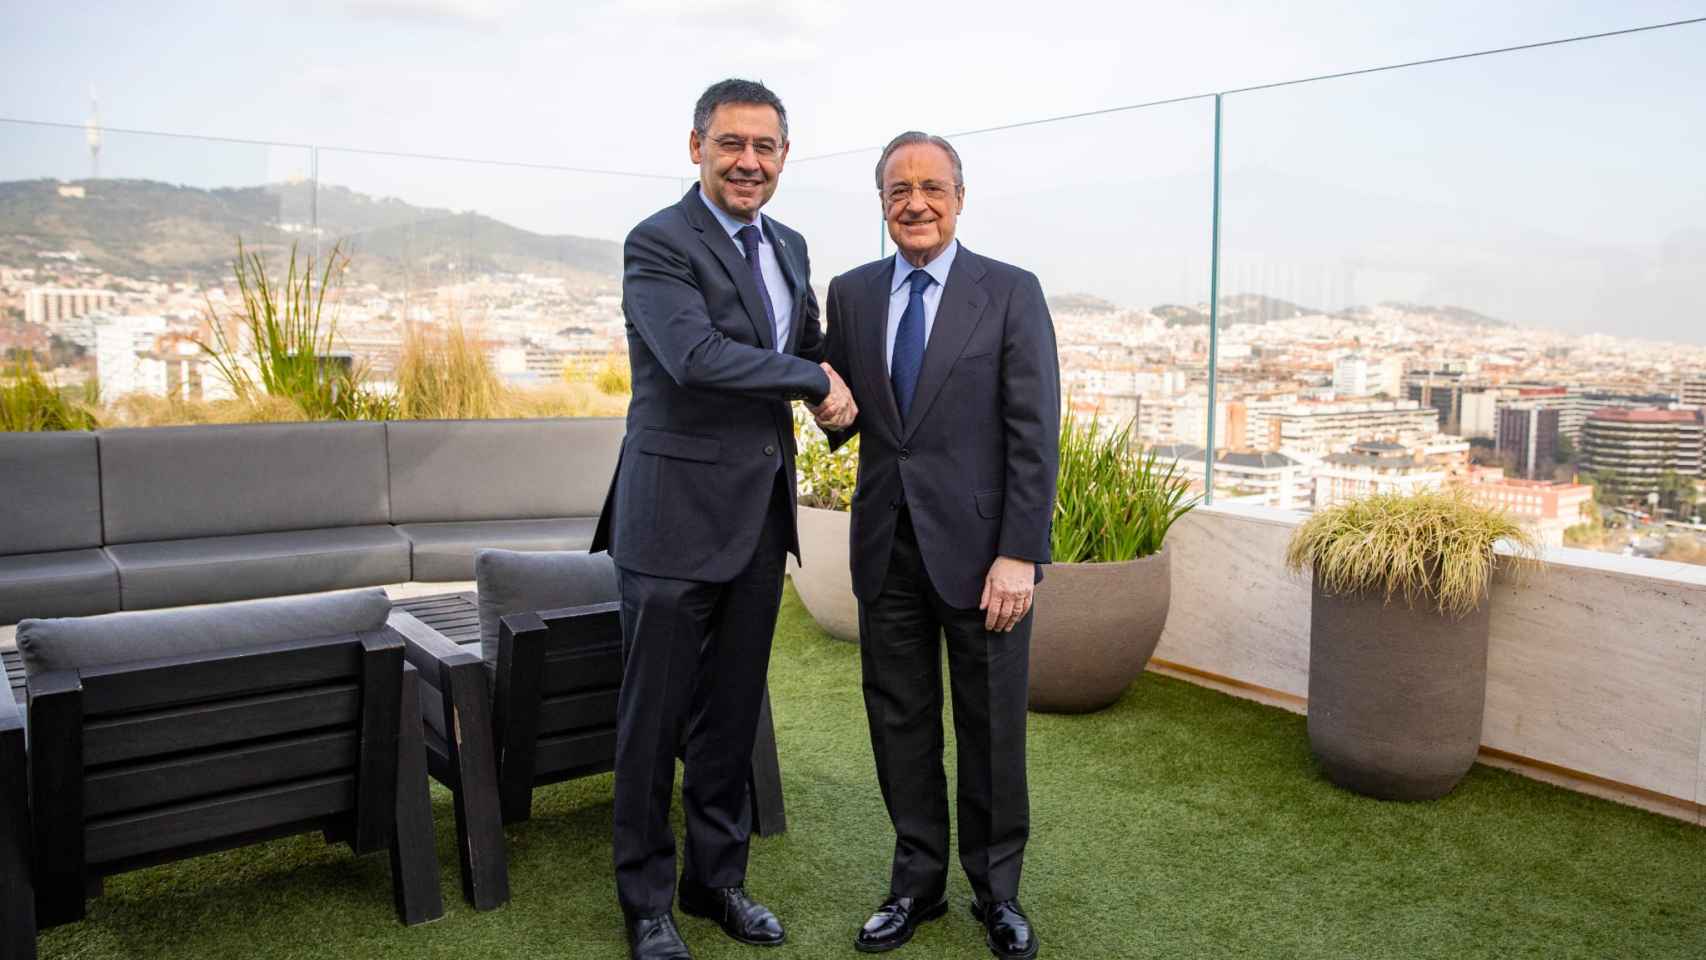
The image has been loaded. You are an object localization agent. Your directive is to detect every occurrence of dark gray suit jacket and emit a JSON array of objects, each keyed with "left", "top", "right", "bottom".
[
  {"left": 592, "top": 186, "right": 830, "bottom": 582},
  {"left": 824, "top": 246, "right": 1061, "bottom": 609}
]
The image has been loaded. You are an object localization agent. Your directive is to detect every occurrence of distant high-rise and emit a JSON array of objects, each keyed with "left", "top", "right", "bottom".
[
  {"left": 1580, "top": 407, "right": 1704, "bottom": 498},
  {"left": 1495, "top": 403, "right": 1560, "bottom": 480},
  {"left": 1406, "top": 371, "right": 1466, "bottom": 434},
  {"left": 1682, "top": 377, "right": 1706, "bottom": 408}
]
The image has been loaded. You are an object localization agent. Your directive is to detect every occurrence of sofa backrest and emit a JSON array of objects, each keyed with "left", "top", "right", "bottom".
[
  {"left": 99, "top": 422, "right": 392, "bottom": 544},
  {"left": 386, "top": 418, "right": 623, "bottom": 524},
  {"left": 0, "top": 431, "right": 104, "bottom": 556},
  {"left": 16, "top": 587, "right": 392, "bottom": 677}
]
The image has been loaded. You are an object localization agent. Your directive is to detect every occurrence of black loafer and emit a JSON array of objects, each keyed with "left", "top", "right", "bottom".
[
  {"left": 970, "top": 899, "right": 1038, "bottom": 959},
  {"left": 626, "top": 913, "right": 694, "bottom": 960},
  {"left": 679, "top": 882, "right": 786, "bottom": 946},
  {"left": 855, "top": 893, "right": 949, "bottom": 953}
]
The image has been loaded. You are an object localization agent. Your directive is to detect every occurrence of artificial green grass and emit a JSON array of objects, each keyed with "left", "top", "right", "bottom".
[{"left": 40, "top": 584, "right": 1706, "bottom": 959}]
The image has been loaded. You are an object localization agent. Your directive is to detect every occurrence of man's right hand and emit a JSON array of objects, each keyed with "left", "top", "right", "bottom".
[{"left": 810, "top": 362, "right": 858, "bottom": 429}]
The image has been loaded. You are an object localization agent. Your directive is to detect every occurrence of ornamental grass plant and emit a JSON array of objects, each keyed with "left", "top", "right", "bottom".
[
  {"left": 196, "top": 240, "right": 396, "bottom": 421},
  {"left": 0, "top": 356, "right": 99, "bottom": 431},
  {"left": 1051, "top": 406, "right": 1198, "bottom": 563},
  {"left": 1285, "top": 487, "right": 1541, "bottom": 618}
]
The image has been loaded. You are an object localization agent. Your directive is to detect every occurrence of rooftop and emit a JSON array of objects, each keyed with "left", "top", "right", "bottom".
[{"left": 31, "top": 587, "right": 1706, "bottom": 959}]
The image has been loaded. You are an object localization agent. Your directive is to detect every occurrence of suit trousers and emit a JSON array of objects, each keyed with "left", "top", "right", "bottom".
[
  {"left": 859, "top": 506, "right": 1031, "bottom": 905},
  {"left": 612, "top": 473, "right": 790, "bottom": 917}
]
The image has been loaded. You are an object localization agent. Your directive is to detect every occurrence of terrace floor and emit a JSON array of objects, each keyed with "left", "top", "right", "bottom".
[{"left": 37, "top": 585, "right": 1706, "bottom": 959}]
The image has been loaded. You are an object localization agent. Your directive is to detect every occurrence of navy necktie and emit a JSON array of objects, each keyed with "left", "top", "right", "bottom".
[
  {"left": 736, "top": 224, "right": 778, "bottom": 347},
  {"left": 891, "top": 269, "right": 933, "bottom": 420}
]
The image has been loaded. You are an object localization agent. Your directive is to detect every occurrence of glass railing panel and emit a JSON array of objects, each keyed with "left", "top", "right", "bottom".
[
  {"left": 0, "top": 120, "right": 312, "bottom": 414},
  {"left": 948, "top": 101, "right": 1220, "bottom": 496},
  {"left": 1218, "top": 25, "right": 1706, "bottom": 540},
  {"left": 313, "top": 148, "right": 681, "bottom": 412}
]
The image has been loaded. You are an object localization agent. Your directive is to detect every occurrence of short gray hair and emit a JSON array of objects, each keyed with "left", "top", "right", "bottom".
[
  {"left": 693, "top": 78, "right": 788, "bottom": 142},
  {"left": 874, "top": 131, "right": 964, "bottom": 191}
]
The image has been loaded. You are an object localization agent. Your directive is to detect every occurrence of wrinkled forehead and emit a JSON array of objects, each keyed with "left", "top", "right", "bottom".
[
  {"left": 881, "top": 142, "right": 957, "bottom": 185},
  {"left": 704, "top": 102, "right": 785, "bottom": 141}
]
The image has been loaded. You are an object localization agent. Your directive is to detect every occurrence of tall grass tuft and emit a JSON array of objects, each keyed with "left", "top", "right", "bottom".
[
  {"left": 1051, "top": 406, "right": 1199, "bottom": 564},
  {"left": 1285, "top": 487, "right": 1541, "bottom": 618},
  {"left": 395, "top": 320, "right": 502, "bottom": 420},
  {"left": 0, "top": 357, "right": 99, "bottom": 431},
  {"left": 196, "top": 240, "right": 394, "bottom": 421}
]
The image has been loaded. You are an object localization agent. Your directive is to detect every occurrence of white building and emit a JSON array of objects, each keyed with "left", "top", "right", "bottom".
[
  {"left": 96, "top": 316, "right": 227, "bottom": 400},
  {"left": 1313, "top": 442, "right": 1447, "bottom": 508},
  {"left": 25, "top": 286, "right": 116, "bottom": 325}
]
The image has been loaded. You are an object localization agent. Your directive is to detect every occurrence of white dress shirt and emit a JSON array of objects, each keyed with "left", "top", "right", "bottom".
[
  {"left": 885, "top": 240, "right": 959, "bottom": 374},
  {"left": 699, "top": 189, "right": 793, "bottom": 352}
]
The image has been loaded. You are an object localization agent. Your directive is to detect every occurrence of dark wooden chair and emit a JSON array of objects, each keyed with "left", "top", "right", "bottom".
[
  {"left": 1, "top": 688, "right": 31, "bottom": 960},
  {"left": 397, "top": 599, "right": 787, "bottom": 914},
  {"left": 5, "top": 619, "right": 444, "bottom": 954}
]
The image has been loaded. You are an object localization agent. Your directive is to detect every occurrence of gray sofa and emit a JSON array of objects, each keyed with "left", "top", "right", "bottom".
[{"left": 0, "top": 418, "right": 623, "bottom": 624}]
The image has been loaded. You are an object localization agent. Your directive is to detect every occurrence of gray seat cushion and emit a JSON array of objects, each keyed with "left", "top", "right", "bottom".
[
  {"left": 0, "top": 549, "right": 120, "bottom": 625},
  {"left": 398, "top": 518, "right": 598, "bottom": 582},
  {"left": 16, "top": 587, "right": 391, "bottom": 678},
  {"left": 106, "top": 526, "right": 411, "bottom": 611},
  {"left": 473, "top": 549, "right": 618, "bottom": 664},
  {"left": 99, "top": 422, "right": 392, "bottom": 544},
  {"left": 0, "top": 432, "right": 103, "bottom": 555},
  {"left": 386, "top": 418, "right": 623, "bottom": 524}
]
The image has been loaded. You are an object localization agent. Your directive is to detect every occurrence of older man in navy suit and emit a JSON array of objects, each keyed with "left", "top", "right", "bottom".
[
  {"left": 592, "top": 78, "right": 855, "bottom": 960},
  {"left": 820, "top": 132, "right": 1060, "bottom": 959}
]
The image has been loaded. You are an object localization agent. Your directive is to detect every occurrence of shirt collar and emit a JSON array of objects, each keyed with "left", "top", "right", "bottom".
[
  {"left": 698, "top": 186, "right": 765, "bottom": 244},
  {"left": 891, "top": 240, "right": 958, "bottom": 294}
]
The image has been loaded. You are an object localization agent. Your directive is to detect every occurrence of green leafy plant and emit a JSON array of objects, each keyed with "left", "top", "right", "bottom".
[
  {"left": 1051, "top": 406, "right": 1198, "bottom": 563},
  {"left": 0, "top": 356, "right": 99, "bottom": 431},
  {"left": 794, "top": 405, "right": 859, "bottom": 511},
  {"left": 1285, "top": 488, "right": 1540, "bottom": 618},
  {"left": 196, "top": 239, "right": 395, "bottom": 421}
]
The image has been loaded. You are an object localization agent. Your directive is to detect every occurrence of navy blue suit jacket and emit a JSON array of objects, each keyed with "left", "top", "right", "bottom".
[
  {"left": 592, "top": 186, "right": 830, "bottom": 582},
  {"left": 824, "top": 247, "right": 1061, "bottom": 609}
]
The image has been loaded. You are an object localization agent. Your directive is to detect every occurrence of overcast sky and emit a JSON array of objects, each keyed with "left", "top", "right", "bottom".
[{"left": 3, "top": 1, "right": 1704, "bottom": 342}]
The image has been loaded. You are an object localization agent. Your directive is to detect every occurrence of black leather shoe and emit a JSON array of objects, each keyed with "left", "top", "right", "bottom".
[
  {"left": 626, "top": 913, "right": 694, "bottom": 960},
  {"left": 854, "top": 893, "right": 949, "bottom": 953},
  {"left": 679, "top": 882, "right": 786, "bottom": 946},
  {"left": 970, "top": 899, "right": 1038, "bottom": 959}
]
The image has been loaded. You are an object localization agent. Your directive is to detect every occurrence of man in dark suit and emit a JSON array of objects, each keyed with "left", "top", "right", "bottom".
[
  {"left": 592, "top": 78, "right": 856, "bottom": 960},
  {"left": 820, "top": 132, "right": 1059, "bottom": 959}
]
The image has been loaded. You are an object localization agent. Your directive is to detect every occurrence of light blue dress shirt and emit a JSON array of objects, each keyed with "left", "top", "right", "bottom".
[
  {"left": 699, "top": 189, "right": 793, "bottom": 352},
  {"left": 885, "top": 240, "right": 959, "bottom": 374}
]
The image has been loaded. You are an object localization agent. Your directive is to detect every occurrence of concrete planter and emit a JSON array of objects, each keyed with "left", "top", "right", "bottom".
[
  {"left": 1028, "top": 548, "right": 1172, "bottom": 714},
  {"left": 790, "top": 506, "right": 859, "bottom": 642},
  {"left": 1307, "top": 573, "right": 1492, "bottom": 801}
]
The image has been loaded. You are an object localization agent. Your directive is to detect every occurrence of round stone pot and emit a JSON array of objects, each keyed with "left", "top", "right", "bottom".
[
  {"left": 789, "top": 506, "right": 859, "bottom": 642},
  {"left": 1027, "top": 548, "right": 1172, "bottom": 714},
  {"left": 1306, "top": 572, "right": 1492, "bottom": 801}
]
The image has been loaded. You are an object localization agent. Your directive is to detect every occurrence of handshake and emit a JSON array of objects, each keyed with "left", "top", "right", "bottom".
[{"left": 809, "top": 362, "right": 858, "bottom": 430}]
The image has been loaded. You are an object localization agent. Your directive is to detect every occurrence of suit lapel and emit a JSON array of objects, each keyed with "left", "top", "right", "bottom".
[
  {"left": 681, "top": 187, "right": 775, "bottom": 351},
  {"left": 902, "top": 248, "right": 989, "bottom": 441},
  {"left": 765, "top": 218, "right": 806, "bottom": 354},
  {"left": 859, "top": 261, "right": 905, "bottom": 441}
]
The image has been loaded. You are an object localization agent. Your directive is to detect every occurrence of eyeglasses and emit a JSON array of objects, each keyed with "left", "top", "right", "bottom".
[
  {"left": 708, "top": 135, "right": 782, "bottom": 161},
  {"left": 883, "top": 181, "right": 958, "bottom": 206}
]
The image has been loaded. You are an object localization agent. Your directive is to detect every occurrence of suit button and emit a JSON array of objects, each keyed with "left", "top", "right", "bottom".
[
  {"left": 899, "top": 448, "right": 910, "bottom": 461},
  {"left": 764, "top": 445, "right": 777, "bottom": 456}
]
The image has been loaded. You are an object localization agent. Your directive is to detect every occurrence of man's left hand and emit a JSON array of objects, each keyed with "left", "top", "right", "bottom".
[{"left": 980, "top": 555, "right": 1036, "bottom": 632}]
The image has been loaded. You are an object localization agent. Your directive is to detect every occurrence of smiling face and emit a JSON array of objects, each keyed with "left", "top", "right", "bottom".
[
  {"left": 690, "top": 102, "right": 789, "bottom": 223},
  {"left": 880, "top": 142, "right": 964, "bottom": 267}
]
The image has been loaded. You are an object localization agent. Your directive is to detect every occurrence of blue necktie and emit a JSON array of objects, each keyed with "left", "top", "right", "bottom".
[
  {"left": 736, "top": 225, "right": 778, "bottom": 347},
  {"left": 891, "top": 269, "right": 933, "bottom": 420}
]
